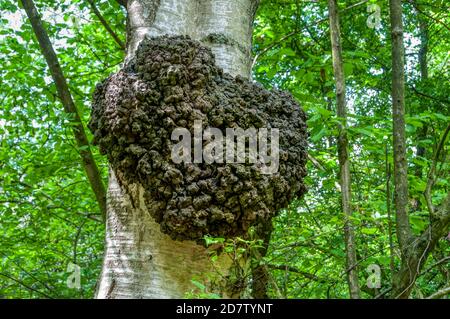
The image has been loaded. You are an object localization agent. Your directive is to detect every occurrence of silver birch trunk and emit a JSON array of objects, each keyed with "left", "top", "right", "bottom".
[{"left": 96, "top": 0, "right": 259, "bottom": 299}]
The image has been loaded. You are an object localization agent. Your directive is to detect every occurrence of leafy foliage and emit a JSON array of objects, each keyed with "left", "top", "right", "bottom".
[{"left": 0, "top": 0, "right": 124, "bottom": 298}]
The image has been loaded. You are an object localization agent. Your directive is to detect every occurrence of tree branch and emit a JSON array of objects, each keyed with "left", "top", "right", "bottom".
[
  {"left": 307, "top": 153, "right": 327, "bottom": 171},
  {"left": 0, "top": 272, "right": 53, "bottom": 299},
  {"left": 421, "top": 256, "right": 450, "bottom": 276},
  {"left": 424, "top": 122, "right": 450, "bottom": 214},
  {"left": 21, "top": 0, "right": 107, "bottom": 220},
  {"left": 87, "top": 0, "right": 125, "bottom": 50},
  {"left": 392, "top": 190, "right": 450, "bottom": 298},
  {"left": 426, "top": 285, "right": 450, "bottom": 299},
  {"left": 268, "top": 264, "right": 330, "bottom": 283},
  {"left": 408, "top": 84, "right": 450, "bottom": 106},
  {"left": 408, "top": 0, "right": 450, "bottom": 32}
]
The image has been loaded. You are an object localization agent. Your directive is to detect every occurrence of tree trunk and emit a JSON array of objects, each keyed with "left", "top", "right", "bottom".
[
  {"left": 389, "top": 0, "right": 414, "bottom": 299},
  {"left": 387, "top": 0, "right": 450, "bottom": 299},
  {"left": 413, "top": 0, "right": 428, "bottom": 184},
  {"left": 327, "top": 0, "right": 360, "bottom": 299},
  {"left": 391, "top": 125, "right": 450, "bottom": 298},
  {"left": 96, "top": 0, "right": 259, "bottom": 299},
  {"left": 389, "top": 0, "right": 413, "bottom": 258},
  {"left": 250, "top": 221, "right": 273, "bottom": 298},
  {"left": 391, "top": 191, "right": 450, "bottom": 298}
]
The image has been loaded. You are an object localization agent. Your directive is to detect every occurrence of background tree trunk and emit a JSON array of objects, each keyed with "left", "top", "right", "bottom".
[
  {"left": 412, "top": 0, "right": 428, "bottom": 186},
  {"left": 388, "top": 0, "right": 450, "bottom": 299},
  {"left": 250, "top": 221, "right": 273, "bottom": 298},
  {"left": 389, "top": 0, "right": 414, "bottom": 299},
  {"left": 389, "top": 0, "right": 412, "bottom": 254},
  {"left": 327, "top": 0, "right": 360, "bottom": 299},
  {"left": 96, "top": 0, "right": 259, "bottom": 299}
]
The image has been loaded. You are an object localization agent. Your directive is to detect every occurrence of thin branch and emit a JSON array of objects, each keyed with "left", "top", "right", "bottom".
[
  {"left": 0, "top": 273, "right": 53, "bottom": 299},
  {"left": 0, "top": 252, "right": 54, "bottom": 293},
  {"left": 375, "top": 252, "right": 450, "bottom": 299},
  {"left": 408, "top": 0, "right": 450, "bottom": 32},
  {"left": 87, "top": 0, "right": 125, "bottom": 50},
  {"left": 307, "top": 153, "right": 326, "bottom": 171},
  {"left": 268, "top": 264, "right": 331, "bottom": 283},
  {"left": 21, "top": 0, "right": 107, "bottom": 220},
  {"left": 424, "top": 122, "right": 450, "bottom": 214},
  {"left": 426, "top": 285, "right": 450, "bottom": 299},
  {"left": 421, "top": 256, "right": 450, "bottom": 275},
  {"left": 375, "top": 287, "right": 392, "bottom": 299},
  {"left": 408, "top": 85, "right": 450, "bottom": 106},
  {"left": 386, "top": 144, "right": 395, "bottom": 275},
  {"left": 392, "top": 190, "right": 450, "bottom": 298},
  {"left": 73, "top": 219, "right": 88, "bottom": 264},
  {"left": 11, "top": 179, "right": 103, "bottom": 223}
]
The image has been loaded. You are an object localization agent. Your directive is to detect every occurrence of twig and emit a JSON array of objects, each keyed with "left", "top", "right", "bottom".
[
  {"left": 0, "top": 273, "right": 53, "bottom": 298},
  {"left": 268, "top": 264, "right": 331, "bottom": 283},
  {"left": 308, "top": 153, "right": 326, "bottom": 171},
  {"left": 87, "top": 0, "right": 126, "bottom": 50},
  {"left": 421, "top": 256, "right": 450, "bottom": 275},
  {"left": 408, "top": 85, "right": 450, "bottom": 105},
  {"left": 408, "top": 0, "right": 450, "bottom": 32}
]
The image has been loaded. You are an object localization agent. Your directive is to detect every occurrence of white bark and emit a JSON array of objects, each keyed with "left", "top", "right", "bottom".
[
  {"left": 96, "top": 0, "right": 258, "bottom": 299},
  {"left": 126, "top": 0, "right": 257, "bottom": 77},
  {"left": 97, "top": 169, "right": 218, "bottom": 298}
]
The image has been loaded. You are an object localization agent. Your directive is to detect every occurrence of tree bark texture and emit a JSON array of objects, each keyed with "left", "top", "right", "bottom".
[
  {"left": 126, "top": 0, "right": 258, "bottom": 78},
  {"left": 250, "top": 221, "right": 273, "bottom": 299}
]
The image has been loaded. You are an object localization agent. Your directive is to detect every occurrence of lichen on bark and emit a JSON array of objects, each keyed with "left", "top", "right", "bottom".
[{"left": 89, "top": 35, "right": 308, "bottom": 241}]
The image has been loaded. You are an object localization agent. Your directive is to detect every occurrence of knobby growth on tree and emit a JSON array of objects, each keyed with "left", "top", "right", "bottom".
[{"left": 89, "top": 35, "right": 308, "bottom": 241}]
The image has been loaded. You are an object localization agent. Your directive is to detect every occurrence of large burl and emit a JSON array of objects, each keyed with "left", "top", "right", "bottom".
[{"left": 89, "top": 36, "right": 308, "bottom": 241}]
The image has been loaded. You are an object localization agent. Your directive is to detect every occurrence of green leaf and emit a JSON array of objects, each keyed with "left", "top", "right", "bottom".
[
  {"left": 361, "top": 228, "right": 378, "bottom": 235},
  {"left": 343, "top": 62, "right": 353, "bottom": 75},
  {"left": 311, "top": 127, "right": 328, "bottom": 142},
  {"left": 191, "top": 279, "right": 206, "bottom": 291}
]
